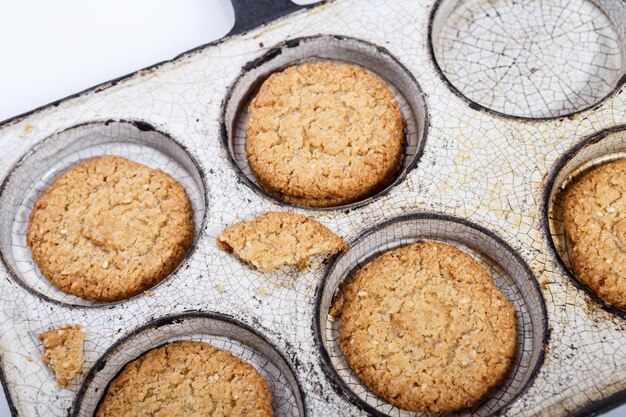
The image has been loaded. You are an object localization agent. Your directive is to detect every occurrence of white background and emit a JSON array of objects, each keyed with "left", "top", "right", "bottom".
[{"left": 0, "top": 1, "right": 624, "bottom": 416}]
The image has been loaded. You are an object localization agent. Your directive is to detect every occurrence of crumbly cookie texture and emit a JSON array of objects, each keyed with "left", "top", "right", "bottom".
[
  {"left": 563, "top": 159, "right": 626, "bottom": 309},
  {"left": 338, "top": 242, "right": 517, "bottom": 413},
  {"left": 26, "top": 155, "right": 194, "bottom": 301},
  {"left": 246, "top": 61, "right": 404, "bottom": 207},
  {"left": 216, "top": 211, "right": 347, "bottom": 272},
  {"left": 38, "top": 325, "right": 85, "bottom": 388},
  {"left": 96, "top": 341, "right": 273, "bottom": 417}
]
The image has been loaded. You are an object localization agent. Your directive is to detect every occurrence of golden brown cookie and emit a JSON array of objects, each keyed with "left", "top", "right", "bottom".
[
  {"left": 338, "top": 242, "right": 517, "bottom": 413},
  {"left": 245, "top": 61, "right": 405, "bottom": 207},
  {"left": 562, "top": 159, "right": 626, "bottom": 309},
  {"left": 216, "top": 211, "right": 347, "bottom": 272},
  {"left": 39, "top": 325, "right": 85, "bottom": 388},
  {"left": 96, "top": 341, "right": 273, "bottom": 417},
  {"left": 26, "top": 155, "right": 194, "bottom": 301}
]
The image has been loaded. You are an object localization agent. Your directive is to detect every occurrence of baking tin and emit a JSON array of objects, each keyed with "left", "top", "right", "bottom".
[{"left": 0, "top": 0, "right": 624, "bottom": 415}]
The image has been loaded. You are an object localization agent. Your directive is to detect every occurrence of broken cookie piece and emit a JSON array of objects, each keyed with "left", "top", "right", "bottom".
[
  {"left": 216, "top": 212, "right": 347, "bottom": 272},
  {"left": 38, "top": 324, "right": 85, "bottom": 387}
]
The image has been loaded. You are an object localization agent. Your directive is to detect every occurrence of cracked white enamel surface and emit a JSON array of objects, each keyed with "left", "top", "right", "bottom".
[
  {"left": 431, "top": 0, "right": 624, "bottom": 118},
  {"left": 0, "top": 0, "right": 624, "bottom": 415}
]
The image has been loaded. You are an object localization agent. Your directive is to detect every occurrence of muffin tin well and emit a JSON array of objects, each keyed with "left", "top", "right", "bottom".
[
  {"left": 314, "top": 214, "right": 547, "bottom": 417},
  {"left": 0, "top": 120, "right": 207, "bottom": 307},
  {"left": 220, "top": 34, "right": 429, "bottom": 210},
  {"left": 0, "top": 0, "right": 625, "bottom": 415},
  {"left": 544, "top": 124, "right": 626, "bottom": 315},
  {"left": 430, "top": 0, "right": 626, "bottom": 118},
  {"left": 72, "top": 312, "right": 305, "bottom": 416}
]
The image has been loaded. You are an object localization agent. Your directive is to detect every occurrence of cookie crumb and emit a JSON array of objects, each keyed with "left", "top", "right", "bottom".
[
  {"left": 216, "top": 212, "right": 347, "bottom": 272},
  {"left": 38, "top": 325, "right": 85, "bottom": 388},
  {"left": 143, "top": 290, "right": 154, "bottom": 297},
  {"left": 256, "top": 287, "right": 268, "bottom": 298},
  {"left": 329, "top": 291, "right": 345, "bottom": 318},
  {"left": 276, "top": 279, "right": 293, "bottom": 290},
  {"left": 215, "top": 283, "right": 225, "bottom": 294}
]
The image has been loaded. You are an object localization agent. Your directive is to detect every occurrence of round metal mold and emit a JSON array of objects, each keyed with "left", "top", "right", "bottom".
[
  {"left": 0, "top": 120, "right": 208, "bottom": 307},
  {"left": 314, "top": 214, "right": 547, "bottom": 417},
  {"left": 429, "top": 0, "right": 626, "bottom": 119},
  {"left": 544, "top": 124, "right": 626, "bottom": 316},
  {"left": 220, "top": 34, "right": 429, "bottom": 211},
  {"left": 71, "top": 312, "right": 306, "bottom": 417}
]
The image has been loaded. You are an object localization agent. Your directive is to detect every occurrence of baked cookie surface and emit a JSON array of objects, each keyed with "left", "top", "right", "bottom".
[
  {"left": 39, "top": 325, "right": 85, "bottom": 388},
  {"left": 216, "top": 211, "right": 347, "bottom": 272},
  {"left": 563, "top": 159, "right": 626, "bottom": 309},
  {"left": 338, "top": 241, "right": 517, "bottom": 413},
  {"left": 245, "top": 61, "right": 404, "bottom": 207},
  {"left": 26, "top": 155, "right": 194, "bottom": 301},
  {"left": 96, "top": 341, "right": 273, "bottom": 417}
]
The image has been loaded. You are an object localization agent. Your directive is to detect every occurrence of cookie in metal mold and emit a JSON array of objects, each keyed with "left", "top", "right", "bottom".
[
  {"left": 0, "top": 120, "right": 207, "bottom": 307},
  {"left": 430, "top": 0, "right": 626, "bottom": 119},
  {"left": 72, "top": 312, "right": 306, "bottom": 417},
  {"left": 26, "top": 155, "right": 194, "bottom": 302},
  {"left": 96, "top": 340, "right": 273, "bottom": 416},
  {"left": 245, "top": 61, "right": 405, "bottom": 207},
  {"left": 338, "top": 241, "right": 517, "bottom": 413},
  {"left": 315, "top": 214, "right": 547, "bottom": 417},
  {"left": 545, "top": 124, "right": 626, "bottom": 315},
  {"left": 220, "top": 35, "right": 429, "bottom": 210}
]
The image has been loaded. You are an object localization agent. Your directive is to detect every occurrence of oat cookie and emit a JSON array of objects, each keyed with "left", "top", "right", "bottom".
[
  {"left": 216, "top": 211, "right": 347, "bottom": 272},
  {"left": 563, "top": 159, "right": 626, "bottom": 309},
  {"left": 26, "top": 155, "right": 194, "bottom": 301},
  {"left": 38, "top": 325, "right": 84, "bottom": 388},
  {"left": 338, "top": 241, "right": 517, "bottom": 413},
  {"left": 96, "top": 341, "right": 273, "bottom": 417},
  {"left": 246, "top": 61, "right": 405, "bottom": 207}
]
